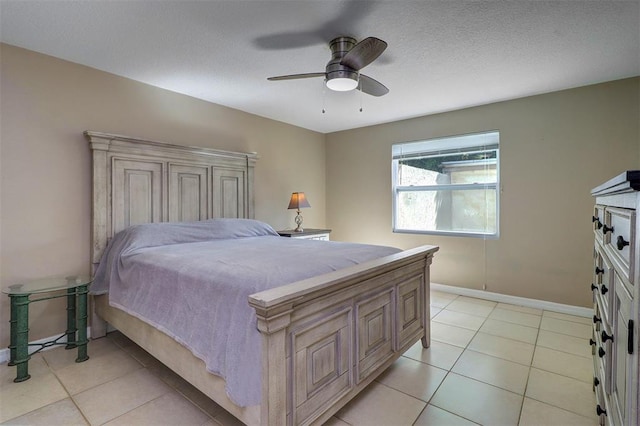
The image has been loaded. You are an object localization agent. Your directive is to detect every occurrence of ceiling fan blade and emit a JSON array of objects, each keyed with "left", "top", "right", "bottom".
[
  {"left": 254, "top": 32, "right": 323, "bottom": 50},
  {"left": 341, "top": 37, "right": 387, "bottom": 71},
  {"left": 358, "top": 74, "right": 389, "bottom": 97},
  {"left": 253, "top": 1, "right": 375, "bottom": 50},
  {"left": 267, "top": 72, "right": 325, "bottom": 81}
]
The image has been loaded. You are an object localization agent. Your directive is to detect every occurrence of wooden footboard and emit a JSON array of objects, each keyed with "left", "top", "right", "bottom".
[{"left": 249, "top": 244, "right": 438, "bottom": 426}]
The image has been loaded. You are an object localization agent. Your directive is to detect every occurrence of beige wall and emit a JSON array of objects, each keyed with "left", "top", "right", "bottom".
[
  {"left": 0, "top": 44, "right": 326, "bottom": 347},
  {"left": 326, "top": 77, "right": 640, "bottom": 307},
  {"left": 1, "top": 42, "right": 638, "bottom": 352}
]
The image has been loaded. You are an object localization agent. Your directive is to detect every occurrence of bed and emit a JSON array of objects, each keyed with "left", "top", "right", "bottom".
[{"left": 86, "top": 131, "right": 438, "bottom": 426}]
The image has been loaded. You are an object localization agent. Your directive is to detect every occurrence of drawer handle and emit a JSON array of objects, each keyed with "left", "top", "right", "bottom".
[
  {"left": 591, "top": 283, "right": 598, "bottom": 291},
  {"left": 595, "top": 267, "right": 604, "bottom": 275},
  {"left": 601, "top": 284, "right": 608, "bottom": 295},
  {"left": 594, "top": 377, "right": 600, "bottom": 387},
  {"left": 601, "top": 331, "right": 614, "bottom": 343},
  {"left": 602, "top": 224, "right": 614, "bottom": 234},
  {"left": 592, "top": 216, "right": 603, "bottom": 229},
  {"left": 616, "top": 235, "right": 629, "bottom": 250},
  {"left": 629, "top": 320, "right": 634, "bottom": 355},
  {"left": 593, "top": 316, "right": 601, "bottom": 324},
  {"left": 596, "top": 405, "right": 607, "bottom": 416},
  {"left": 598, "top": 347, "right": 606, "bottom": 358},
  {"left": 589, "top": 338, "right": 596, "bottom": 346}
]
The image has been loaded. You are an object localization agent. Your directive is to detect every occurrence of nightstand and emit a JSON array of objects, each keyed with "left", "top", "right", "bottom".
[
  {"left": 278, "top": 228, "right": 332, "bottom": 241},
  {"left": 3, "top": 275, "right": 91, "bottom": 382}
]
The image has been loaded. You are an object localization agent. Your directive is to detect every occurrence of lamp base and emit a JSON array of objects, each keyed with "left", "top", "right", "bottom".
[{"left": 294, "top": 211, "right": 304, "bottom": 232}]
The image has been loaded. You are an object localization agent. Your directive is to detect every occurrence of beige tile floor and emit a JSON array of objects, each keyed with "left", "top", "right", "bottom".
[{"left": 1, "top": 291, "right": 599, "bottom": 425}]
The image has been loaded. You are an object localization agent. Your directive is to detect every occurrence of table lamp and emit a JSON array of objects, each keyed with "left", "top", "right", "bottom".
[{"left": 288, "top": 192, "right": 311, "bottom": 232}]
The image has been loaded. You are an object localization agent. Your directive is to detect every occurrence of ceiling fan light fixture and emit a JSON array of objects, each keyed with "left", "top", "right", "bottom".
[{"left": 326, "top": 77, "right": 359, "bottom": 91}]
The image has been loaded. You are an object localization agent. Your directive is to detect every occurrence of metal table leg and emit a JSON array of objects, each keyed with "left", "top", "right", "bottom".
[
  {"left": 75, "top": 284, "right": 89, "bottom": 363},
  {"left": 8, "top": 294, "right": 17, "bottom": 366},
  {"left": 12, "top": 294, "right": 31, "bottom": 382},
  {"left": 65, "top": 287, "right": 77, "bottom": 349}
]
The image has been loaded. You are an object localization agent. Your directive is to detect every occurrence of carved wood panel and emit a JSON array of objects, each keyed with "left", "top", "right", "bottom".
[
  {"left": 355, "top": 289, "right": 394, "bottom": 383},
  {"left": 397, "top": 275, "right": 424, "bottom": 349},
  {"left": 291, "top": 308, "right": 352, "bottom": 425},
  {"left": 113, "top": 159, "right": 163, "bottom": 233},
  {"left": 212, "top": 167, "right": 245, "bottom": 219},
  {"left": 169, "top": 163, "right": 209, "bottom": 222}
]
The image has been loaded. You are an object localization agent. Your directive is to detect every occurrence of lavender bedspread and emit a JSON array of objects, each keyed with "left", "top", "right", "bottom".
[{"left": 92, "top": 219, "right": 401, "bottom": 407}]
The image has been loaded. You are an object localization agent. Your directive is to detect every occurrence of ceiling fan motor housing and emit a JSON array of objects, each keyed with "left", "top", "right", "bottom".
[{"left": 326, "top": 36, "right": 359, "bottom": 90}]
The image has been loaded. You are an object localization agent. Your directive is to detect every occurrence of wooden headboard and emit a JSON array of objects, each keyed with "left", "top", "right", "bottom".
[{"left": 86, "top": 131, "right": 258, "bottom": 269}]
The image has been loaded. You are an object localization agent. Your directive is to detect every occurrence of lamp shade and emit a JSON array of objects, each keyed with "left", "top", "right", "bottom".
[{"left": 288, "top": 192, "right": 311, "bottom": 210}]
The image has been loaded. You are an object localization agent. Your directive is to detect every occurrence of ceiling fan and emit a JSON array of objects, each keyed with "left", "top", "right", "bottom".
[{"left": 267, "top": 36, "right": 389, "bottom": 97}]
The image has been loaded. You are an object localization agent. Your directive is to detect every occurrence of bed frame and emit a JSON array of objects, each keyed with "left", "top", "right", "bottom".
[{"left": 86, "top": 131, "right": 438, "bottom": 426}]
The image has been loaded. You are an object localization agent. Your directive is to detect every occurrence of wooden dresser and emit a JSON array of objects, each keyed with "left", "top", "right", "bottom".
[{"left": 591, "top": 171, "right": 640, "bottom": 426}]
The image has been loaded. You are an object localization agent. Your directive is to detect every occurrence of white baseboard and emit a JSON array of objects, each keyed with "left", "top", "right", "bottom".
[
  {"left": 0, "top": 327, "right": 91, "bottom": 365},
  {"left": 431, "top": 283, "right": 592, "bottom": 318}
]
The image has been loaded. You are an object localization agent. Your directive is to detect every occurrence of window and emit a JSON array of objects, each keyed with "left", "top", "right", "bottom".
[{"left": 392, "top": 131, "right": 499, "bottom": 238}]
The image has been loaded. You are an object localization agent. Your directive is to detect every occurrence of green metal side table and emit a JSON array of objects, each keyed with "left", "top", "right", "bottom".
[{"left": 3, "top": 275, "right": 92, "bottom": 382}]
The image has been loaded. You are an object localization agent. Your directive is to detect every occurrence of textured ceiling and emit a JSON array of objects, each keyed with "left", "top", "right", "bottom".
[{"left": 1, "top": 1, "right": 639, "bottom": 134}]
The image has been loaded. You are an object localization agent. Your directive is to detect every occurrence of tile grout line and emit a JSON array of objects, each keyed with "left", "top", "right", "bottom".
[
  {"left": 429, "top": 298, "right": 592, "bottom": 424},
  {"left": 110, "top": 336, "right": 220, "bottom": 425},
  {"left": 49, "top": 340, "right": 164, "bottom": 426},
  {"left": 44, "top": 350, "right": 95, "bottom": 426},
  {"left": 410, "top": 370, "right": 481, "bottom": 426},
  {"left": 414, "top": 295, "right": 475, "bottom": 425},
  {"left": 515, "top": 314, "right": 541, "bottom": 425},
  {"left": 165, "top": 378, "right": 222, "bottom": 423},
  {"left": 36, "top": 353, "right": 93, "bottom": 426},
  {"left": 522, "top": 317, "right": 598, "bottom": 422},
  {"left": 409, "top": 294, "right": 465, "bottom": 425},
  {"left": 56, "top": 347, "right": 139, "bottom": 426},
  {"left": 436, "top": 311, "right": 594, "bottom": 386},
  {"left": 522, "top": 392, "right": 600, "bottom": 421},
  {"left": 422, "top": 297, "right": 504, "bottom": 424},
  {"left": 100, "top": 388, "right": 183, "bottom": 426}
]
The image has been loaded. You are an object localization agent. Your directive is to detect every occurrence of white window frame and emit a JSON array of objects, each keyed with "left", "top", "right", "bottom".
[{"left": 392, "top": 131, "right": 500, "bottom": 238}]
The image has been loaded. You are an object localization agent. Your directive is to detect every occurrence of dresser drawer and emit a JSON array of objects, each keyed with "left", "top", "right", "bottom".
[
  {"left": 594, "top": 246, "right": 615, "bottom": 324},
  {"left": 308, "top": 234, "right": 330, "bottom": 241},
  {"left": 595, "top": 379, "right": 611, "bottom": 426},
  {"left": 603, "top": 207, "right": 635, "bottom": 284},
  {"left": 593, "top": 358, "right": 607, "bottom": 397},
  {"left": 594, "top": 321, "right": 614, "bottom": 395},
  {"left": 593, "top": 300, "right": 603, "bottom": 335},
  {"left": 594, "top": 205, "right": 606, "bottom": 243}
]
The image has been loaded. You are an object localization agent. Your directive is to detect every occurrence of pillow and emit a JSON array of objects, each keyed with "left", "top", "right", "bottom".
[
  {"left": 91, "top": 219, "right": 279, "bottom": 295},
  {"left": 114, "top": 218, "right": 279, "bottom": 252}
]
